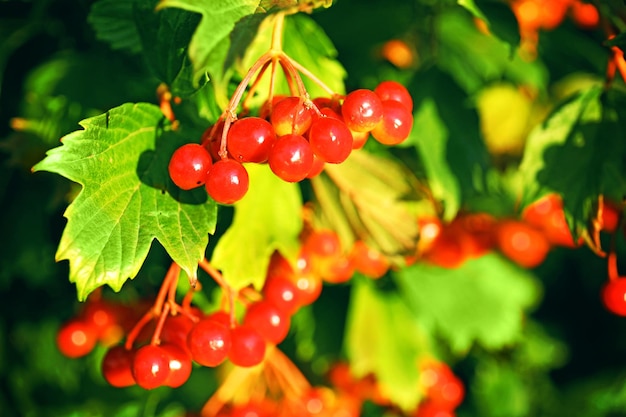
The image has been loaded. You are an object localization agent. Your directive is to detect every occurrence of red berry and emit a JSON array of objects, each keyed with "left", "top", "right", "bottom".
[
  {"left": 101, "top": 345, "right": 136, "bottom": 387},
  {"left": 160, "top": 314, "right": 196, "bottom": 357},
  {"left": 228, "top": 325, "right": 267, "bottom": 367},
  {"left": 168, "top": 143, "right": 213, "bottom": 190},
  {"left": 230, "top": 400, "right": 277, "bottom": 417},
  {"left": 205, "top": 159, "right": 249, "bottom": 204},
  {"left": 602, "top": 278, "right": 626, "bottom": 316},
  {"left": 413, "top": 400, "right": 456, "bottom": 417},
  {"left": 419, "top": 360, "right": 464, "bottom": 410},
  {"left": 570, "top": 0, "right": 599, "bottom": 29},
  {"left": 268, "top": 134, "right": 314, "bottom": 182},
  {"left": 321, "top": 254, "right": 355, "bottom": 284},
  {"left": 161, "top": 343, "right": 193, "bottom": 388},
  {"left": 350, "top": 240, "right": 389, "bottom": 279},
  {"left": 187, "top": 317, "right": 232, "bottom": 367},
  {"left": 308, "top": 116, "right": 354, "bottom": 163},
  {"left": 132, "top": 344, "right": 171, "bottom": 390},
  {"left": 600, "top": 199, "right": 622, "bottom": 233},
  {"left": 266, "top": 251, "right": 323, "bottom": 306},
  {"left": 291, "top": 253, "right": 324, "bottom": 305},
  {"left": 243, "top": 300, "right": 291, "bottom": 344},
  {"left": 423, "top": 231, "right": 467, "bottom": 269},
  {"left": 495, "top": 220, "right": 551, "bottom": 268},
  {"left": 350, "top": 128, "right": 369, "bottom": 150},
  {"left": 270, "top": 97, "right": 314, "bottom": 136},
  {"left": 306, "top": 154, "right": 326, "bottom": 179},
  {"left": 227, "top": 117, "right": 277, "bottom": 163},
  {"left": 302, "top": 229, "right": 343, "bottom": 275},
  {"left": 371, "top": 99, "right": 413, "bottom": 145},
  {"left": 56, "top": 319, "right": 98, "bottom": 358},
  {"left": 81, "top": 299, "right": 122, "bottom": 345},
  {"left": 263, "top": 274, "right": 302, "bottom": 316},
  {"left": 302, "top": 229, "right": 342, "bottom": 259},
  {"left": 341, "top": 89, "right": 384, "bottom": 132},
  {"left": 522, "top": 194, "right": 581, "bottom": 248},
  {"left": 374, "top": 80, "right": 413, "bottom": 112}
]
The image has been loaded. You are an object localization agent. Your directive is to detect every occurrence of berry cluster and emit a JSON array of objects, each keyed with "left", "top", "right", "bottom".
[
  {"left": 56, "top": 297, "right": 133, "bottom": 359},
  {"left": 206, "top": 385, "right": 361, "bottom": 417},
  {"left": 99, "top": 266, "right": 316, "bottom": 390},
  {"left": 326, "top": 358, "right": 465, "bottom": 417},
  {"left": 413, "top": 359, "right": 465, "bottom": 417},
  {"left": 510, "top": 0, "right": 600, "bottom": 59},
  {"left": 56, "top": 227, "right": 394, "bottom": 393},
  {"left": 415, "top": 193, "right": 603, "bottom": 270},
  {"left": 167, "top": 80, "right": 414, "bottom": 205},
  {"left": 96, "top": 228, "right": 386, "bottom": 391}
]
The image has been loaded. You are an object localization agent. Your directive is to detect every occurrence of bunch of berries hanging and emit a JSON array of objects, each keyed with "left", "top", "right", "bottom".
[{"left": 167, "top": 14, "right": 413, "bottom": 205}]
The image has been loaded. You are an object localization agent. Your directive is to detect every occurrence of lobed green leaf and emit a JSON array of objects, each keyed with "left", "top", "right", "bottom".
[
  {"left": 134, "top": 0, "right": 203, "bottom": 96},
  {"left": 406, "top": 67, "right": 491, "bottom": 221},
  {"left": 518, "top": 86, "right": 626, "bottom": 231},
  {"left": 88, "top": 0, "right": 143, "bottom": 54},
  {"left": 156, "top": 0, "right": 261, "bottom": 89},
  {"left": 32, "top": 103, "right": 217, "bottom": 300},
  {"left": 396, "top": 253, "right": 541, "bottom": 353}
]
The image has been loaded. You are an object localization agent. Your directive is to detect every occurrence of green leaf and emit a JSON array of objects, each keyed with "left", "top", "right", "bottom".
[
  {"left": 435, "top": 6, "right": 546, "bottom": 94},
  {"left": 88, "top": 0, "right": 143, "bottom": 54},
  {"left": 518, "top": 86, "right": 626, "bottom": 230},
  {"left": 133, "top": 0, "right": 203, "bottom": 96},
  {"left": 396, "top": 253, "right": 540, "bottom": 353},
  {"left": 472, "top": 359, "right": 531, "bottom": 417},
  {"left": 32, "top": 103, "right": 217, "bottom": 300},
  {"left": 282, "top": 13, "right": 346, "bottom": 97},
  {"left": 409, "top": 98, "right": 460, "bottom": 220},
  {"left": 476, "top": 0, "right": 521, "bottom": 50},
  {"left": 457, "top": 0, "right": 487, "bottom": 21},
  {"left": 156, "top": 0, "right": 261, "bottom": 86},
  {"left": 211, "top": 163, "right": 302, "bottom": 290},
  {"left": 345, "top": 278, "right": 426, "bottom": 411},
  {"left": 406, "top": 67, "right": 491, "bottom": 221}
]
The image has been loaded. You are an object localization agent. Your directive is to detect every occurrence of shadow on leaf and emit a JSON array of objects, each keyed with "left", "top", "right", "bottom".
[{"left": 136, "top": 123, "right": 208, "bottom": 205}]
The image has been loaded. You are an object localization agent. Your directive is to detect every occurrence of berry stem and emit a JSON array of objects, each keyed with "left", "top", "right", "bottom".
[
  {"left": 124, "top": 262, "right": 181, "bottom": 349},
  {"left": 608, "top": 250, "right": 619, "bottom": 281},
  {"left": 218, "top": 51, "right": 275, "bottom": 159},
  {"left": 285, "top": 53, "right": 339, "bottom": 97},
  {"left": 153, "top": 262, "right": 181, "bottom": 314},
  {"left": 150, "top": 302, "right": 171, "bottom": 345},
  {"left": 124, "top": 309, "right": 155, "bottom": 350},
  {"left": 198, "top": 257, "right": 238, "bottom": 327}
]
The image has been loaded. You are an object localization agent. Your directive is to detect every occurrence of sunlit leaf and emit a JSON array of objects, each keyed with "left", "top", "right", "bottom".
[
  {"left": 211, "top": 163, "right": 302, "bottom": 290},
  {"left": 397, "top": 253, "right": 541, "bottom": 353},
  {"left": 345, "top": 278, "right": 426, "bottom": 411},
  {"left": 32, "top": 103, "right": 217, "bottom": 300}
]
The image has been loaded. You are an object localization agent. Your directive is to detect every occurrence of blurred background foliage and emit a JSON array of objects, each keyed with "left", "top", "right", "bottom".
[{"left": 3, "top": 0, "right": 626, "bottom": 416}]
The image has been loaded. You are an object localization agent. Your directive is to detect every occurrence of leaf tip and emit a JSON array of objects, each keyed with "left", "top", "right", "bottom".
[{"left": 188, "top": 270, "right": 198, "bottom": 288}]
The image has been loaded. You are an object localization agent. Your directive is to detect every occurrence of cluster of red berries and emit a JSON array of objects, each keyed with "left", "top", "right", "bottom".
[
  {"left": 326, "top": 358, "right": 465, "bottom": 417},
  {"left": 416, "top": 194, "right": 622, "bottom": 270},
  {"left": 301, "top": 229, "right": 391, "bottom": 283},
  {"left": 167, "top": 80, "right": 414, "bottom": 205},
  {"left": 98, "top": 266, "right": 321, "bottom": 390},
  {"left": 56, "top": 298, "right": 132, "bottom": 359},
  {"left": 56, "top": 226, "right": 394, "bottom": 391},
  {"left": 207, "top": 385, "right": 361, "bottom": 417},
  {"left": 414, "top": 359, "right": 465, "bottom": 417}
]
